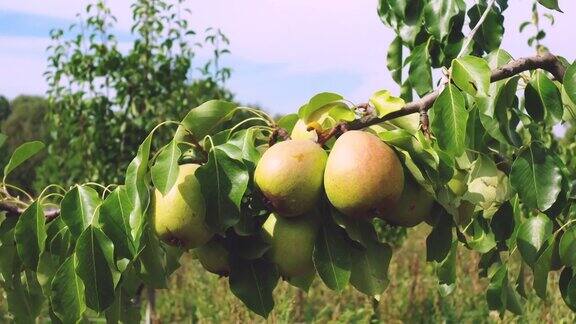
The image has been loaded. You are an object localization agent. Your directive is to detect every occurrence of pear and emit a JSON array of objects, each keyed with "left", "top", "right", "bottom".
[
  {"left": 255, "top": 139, "right": 327, "bottom": 217},
  {"left": 195, "top": 240, "right": 230, "bottom": 276},
  {"left": 382, "top": 176, "right": 434, "bottom": 227},
  {"left": 291, "top": 120, "right": 320, "bottom": 141},
  {"left": 262, "top": 213, "right": 319, "bottom": 278},
  {"left": 153, "top": 164, "right": 213, "bottom": 248},
  {"left": 324, "top": 130, "right": 404, "bottom": 219}
]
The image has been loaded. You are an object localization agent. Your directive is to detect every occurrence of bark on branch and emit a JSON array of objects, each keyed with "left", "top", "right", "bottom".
[{"left": 0, "top": 201, "right": 60, "bottom": 222}]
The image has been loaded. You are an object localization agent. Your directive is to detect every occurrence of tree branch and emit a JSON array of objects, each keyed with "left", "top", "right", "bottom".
[
  {"left": 0, "top": 201, "right": 60, "bottom": 222},
  {"left": 320, "top": 52, "right": 567, "bottom": 140}
]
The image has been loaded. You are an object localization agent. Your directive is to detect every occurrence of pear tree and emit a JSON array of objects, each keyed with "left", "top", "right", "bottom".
[{"left": 2, "top": 0, "right": 576, "bottom": 321}]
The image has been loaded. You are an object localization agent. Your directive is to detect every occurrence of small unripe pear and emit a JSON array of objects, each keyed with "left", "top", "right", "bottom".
[
  {"left": 448, "top": 169, "right": 468, "bottom": 196},
  {"left": 195, "top": 240, "right": 230, "bottom": 276},
  {"left": 291, "top": 120, "right": 320, "bottom": 141},
  {"left": 255, "top": 140, "right": 327, "bottom": 217},
  {"left": 383, "top": 177, "right": 434, "bottom": 227},
  {"left": 153, "top": 164, "right": 213, "bottom": 248},
  {"left": 262, "top": 213, "right": 319, "bottom": 278},
  {"left": 324, "top": 131, "right": 404, "bottom": 219},
  {"left": 447, "top": 170, "right": 475, "bottom": 225}
]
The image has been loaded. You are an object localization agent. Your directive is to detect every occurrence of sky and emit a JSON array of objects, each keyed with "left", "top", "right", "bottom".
[{"left": 0, "top": 0, "right": 575, "bottom": 115}]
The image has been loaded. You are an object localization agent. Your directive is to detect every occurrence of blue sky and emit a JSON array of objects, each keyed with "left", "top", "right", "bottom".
[{"left": 0, "top": 0, "right": 574, "bottom": 115}]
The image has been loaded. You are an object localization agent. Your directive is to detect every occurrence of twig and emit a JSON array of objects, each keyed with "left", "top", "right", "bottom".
[{"left": 268, "top": 127, "right": 290, "bottom": 146}]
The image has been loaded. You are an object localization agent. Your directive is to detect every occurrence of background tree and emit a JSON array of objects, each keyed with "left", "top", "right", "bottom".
[
  {"left": 0, "top": 95, "right": 9, "bottom": 122},
  {"left": 0, "top": 96, "right": 48, "bottom": 193},
  {"left": 39, "top": 0, "right": 234, "bottom": 188}
]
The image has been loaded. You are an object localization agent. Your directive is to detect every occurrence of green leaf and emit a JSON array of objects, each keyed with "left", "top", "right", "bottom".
[
  {"left": 537, "top": 0, "right": 562, "bottom": 12},
  {"left": 559, "top": 226, "right": 576, "bottom": 268},
  {"left": 437, "top": 240, "right": 457, "bottom": 296},
  {"left": 426, "top": 213, "right": 453, "bottom": 262},
  {"left": 14, "top": 201, "right": 47, "bottom": 269},
  {"left": 409, "top": 40, "right": 433, "bottom": 96},
  {"left": 429, "top": 84, "right": 468, "bottom": 156},
  {"left": 98, "top": 186, "right": 135, "bottom": 259},
  {"left": 559, "top": 268, "right": 576, "bottom": 311},
  {"left": 60, "top": 185, "right": 102, "bottom": 239},
  {"left": 510, "top": 143, "right": 562, "bottom": 211},
  {"left": 466, "top": 106, "right": 486, "bottom": 151},
  {"left": 525, "top": 71, "right": 563, "bottom": 124},
  {"left": 36, "top": 252, "right": 60, "bottom": 296},
  {"left": 464, "top": 154, "right": 510, "bottom": 217},
  {"left": 486, "top": 264, "right": 524, "bottom": 316},
  {"left": 229, "top": 258, "right": 279, "bottom": 318},
  {"left": 75, "top": 225, "right": 116, "bottom": 312},
  {"left": 125, "top": 133, "right": 153, "bottom": 245},
  {"left": 486, "top": 49, "right": 513, "bottom": 70},
  {"left": 466, "top": 216, "right": 497, "bottom": 254},
  {"left": 491, "top": 202, "right": 515, "bottom": 243},
  {"left": 298, "top": 92, "right": 343, "bottom": 121},
  {"left": 104, "top": 285, "right": 142, "bottom": 324},
  {"left": 563, "top": 62, "right": 576, "bottom": 108},
  {"left": 0, "top": 133, "right": 6, "bottom": 148},
  {"left": 533, "top": 236, "right": 555, "bottom": 299},
  {"left": 3, "top": 141, "right": 45, "bottom": 181},
  {"left": 451, "top": 55, "right": 491, "bottom": 96},
  {"left": 50, "top": 255, "right": 85, "bottom": 324},
  {"left": 196, "top": 145, "right": 249, "bottom": 232},
  {"left": 5, "top": 270, "right": 44, "bottom": 323},
  {"left": 467, "top": 3, "right": 504, "bottom": 53},
  {"left": 313, "top": 223, "right": 352, "bottom": 291},
  {"left": 424, "top": 0, "right": 465, "bottom": 41},
  {"left": 387, "top": 36, "right": 403, "bottom": 84},
  {"left": 227, "top": 128, "right": 261, "bottom": 171},
  {"left": 369, "top": 90, "right": 405, "bottom": 118},
  {"left": 176, "top": 100, "right": 237, "bottom": 140},
  {"left": 287, "top": 272, "right": 315, "bottom": 292},
  {"left": 350, "top": 240, "right": 392, "bottom": 296},
  {"left": 151, "top": 140, "right": 181, "bottom": 195},
  {"left": 137, "top": 229, "right": 168, "bottom": 289},
  {"left": 277, "top": 114, "right": 299, "bottom": 133},
  {"left": 516, "top": 214, "right": 552, "bottom": 267}
]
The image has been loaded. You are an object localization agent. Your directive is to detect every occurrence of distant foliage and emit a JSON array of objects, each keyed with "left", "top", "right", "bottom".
[
  {"left": 0, "top": 96, "right": 48, "bottom": 192},
  {"left": 40, "top": 0, "right": 234, "bottom": 188}
]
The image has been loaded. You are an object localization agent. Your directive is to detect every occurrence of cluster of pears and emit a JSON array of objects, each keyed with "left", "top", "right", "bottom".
[
  {"left": 151, "top": 130, "right": 435, "bottom": 278},
  {"left": 254, "top": 130, "right": 434, "bottom": 278}
]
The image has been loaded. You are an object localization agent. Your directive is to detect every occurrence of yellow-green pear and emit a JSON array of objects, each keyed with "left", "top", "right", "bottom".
[
  {"left": 291, "top": 120, "right": 320, "bottom": 141},
  {"left": 195, "top": 240, "right": 230, "bottom": 276},
  {"left": 382, "top": 177, "right": 434, "bottom": 227},
  {"left": 153, "top": 164, "right": 213, "bottom": 248},
  {"left": 448, "top": 169, "right": 468, "bottom": 196},
  {"left": 254, "top": 140, "right": 327, "bottom": 217},
  {"left": 262, "top": 213, "right": 319, "bottom": 278},
  {"left": 324, "top": 130, "right": 404, "bottom": 219},
  {"left": 447, "top": 169, "right": 475, "bottom": 225}
]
